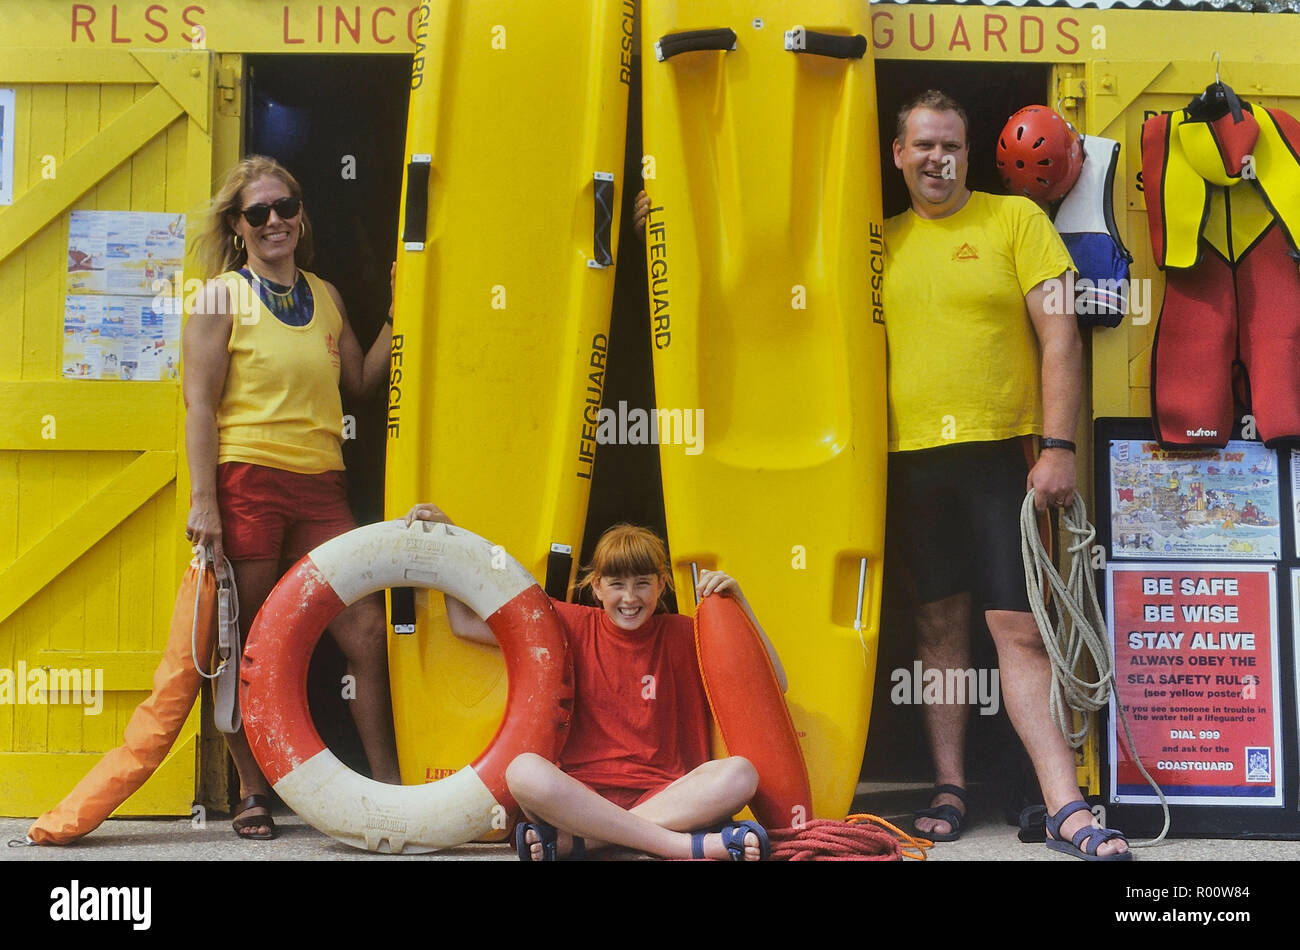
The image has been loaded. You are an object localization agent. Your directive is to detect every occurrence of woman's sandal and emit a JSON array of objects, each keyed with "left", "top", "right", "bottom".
[
  {"left": 911, "top": 784, "right": 968, "bottom": 842},
  {"left": 231, "top": 794, "right": 277, "bottom": 841},
  {"left": 1045, "top": 800, "right": 1132, "bottom": 861}
]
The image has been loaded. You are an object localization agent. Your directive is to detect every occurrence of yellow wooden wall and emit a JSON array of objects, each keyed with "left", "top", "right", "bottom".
[{"left": 0, "top": 49, "right": 227, "bottom": 817}]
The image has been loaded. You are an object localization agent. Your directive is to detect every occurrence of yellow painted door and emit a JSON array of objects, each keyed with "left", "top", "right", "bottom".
[{"left": 0, "top": 48, "right": 221, "bottom": 817}]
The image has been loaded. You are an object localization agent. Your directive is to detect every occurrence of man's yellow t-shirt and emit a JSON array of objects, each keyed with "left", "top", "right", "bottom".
[{"left": 883, "top": 191, "right": 1074, "bottom": 452}]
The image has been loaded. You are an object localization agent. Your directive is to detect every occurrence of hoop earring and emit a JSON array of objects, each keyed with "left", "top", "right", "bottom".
[
  {"left": 233, "top": 234, "right": 245, "bottom": 252},
  {"left": 300, "top": 221, "right": 305, "bottom": 238}
]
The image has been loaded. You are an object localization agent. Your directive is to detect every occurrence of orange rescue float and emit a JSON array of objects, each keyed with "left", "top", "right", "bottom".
[
  {"left": 695, "top": 594, "right": 813, "bottom": 829},
  {"left": 239, "top": 519, "right": 574, "bottom": 853}
]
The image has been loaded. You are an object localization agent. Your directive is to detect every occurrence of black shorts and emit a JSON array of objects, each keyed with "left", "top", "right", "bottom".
[{"left": 887, "top": 437, "right": 1047, "bottom": 613}]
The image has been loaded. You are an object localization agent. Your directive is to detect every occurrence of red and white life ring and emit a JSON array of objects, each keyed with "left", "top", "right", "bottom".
[{"left": 239, "top": 519, "right": 573, "bottom": 853}]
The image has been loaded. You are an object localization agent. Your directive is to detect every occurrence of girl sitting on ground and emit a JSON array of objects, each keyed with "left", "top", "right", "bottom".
[{"left": 404, "top": 503, "right": 786, "bottom": 861}]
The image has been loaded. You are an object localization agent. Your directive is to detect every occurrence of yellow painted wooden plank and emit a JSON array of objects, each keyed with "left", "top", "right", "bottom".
[
  {"left": 0, "top": 382, "right": 178, "bottom": 450},
  {"left": 0, "top": 450, "right": 175, "bottom": 627},
  {"left": 1128, "top": 345, "right": 1152, "bottom": 390},
  {"left": 133, "top": 50, "right": 211, "bottom": 132},
  {"left": 0, "top": 85, "right": 30, "bottom": 380},
  {"left": 49, "top": 451, "right": 90, "bottom": 656},
  {"left": 20, "top": 84, "right": 66, "bottom": 381},
  {"left": 0, "top": 257, "right": 24, "bottom": 382},
  {"left": 34, "top": 651, "right": 167, "bottom": 692},
  {"left": 89, "top": 84, "right": 138, "bottom": 219},
  {"left": 11, "top": 568, "right": 53, "bottom": 754},
  {"left": 0, "top": 727, "right": 200, "bottom": 818},
  {"left": 9, "top": 83, "right": 30, "bottom": 209},
  {"left": 0, "top": 452, "right": 16, "bottom": 565},
  {"left": 45, "top": 450, "right": 89, "bottom": 753},
  {"left": 46, "top": 701, "right": 83, "bottom": 754},
  {"left": 0, "top": 86, "right": 182, "bottom": 264},
  {"left": 118, "top": 498, "right": 157, "bottom": 657},
  {"left": 1091, "top": 319, "right": 1130, "bottom": 418},
  {"left": 0, "top": 49, "right": 153, "bottom": 84},
  {"left": 0, "top": 453, "right": 15, "bottom": 750},
  {"left": 64, "top": 83, "right": 102, "bottom": 166},
  {"left": 21, "top": 223, "right": 65, "bottom": 380},
  {"left": 83, "top": 453, "right": 129, "bottom": 655},
  {"left": 151, "top": 491, "right": 182, "bottom": 653},
  {"left": 185, "top": 111, "right": 214, "bottom": 246},
  {"left": 131, "top": 102, "right": 168, "bottom": 213},
  {"left": 164, "top": 117, "right": 187, "bottom": 224}
]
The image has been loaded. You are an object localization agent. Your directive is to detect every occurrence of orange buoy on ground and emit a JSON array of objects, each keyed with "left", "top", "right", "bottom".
[
  {"left": 240, "top": 519, "right": 573, "bottom": 853},
  {"left": 695, "top": 593, "right": 813, "bottom": 829}
]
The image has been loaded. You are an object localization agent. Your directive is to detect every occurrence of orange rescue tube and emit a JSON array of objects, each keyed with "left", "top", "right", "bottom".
[
  {"left": 26, "top": 554, "right": 218, "bottom": 844},
  {"left": 695, "top": 594, "right": 813, "bottom": 829}
]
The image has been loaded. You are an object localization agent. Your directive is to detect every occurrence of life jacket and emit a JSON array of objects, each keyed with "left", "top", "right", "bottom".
[
  {"left": 1055, "top": 134, "right": 1132, "bottom": 328},
  {"left": 1141, "top": 88, "right": 1300, "bottom": 449}
]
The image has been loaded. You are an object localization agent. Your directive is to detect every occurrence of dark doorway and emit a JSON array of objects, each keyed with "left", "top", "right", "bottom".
[
  {"left": 244, "top": 53, "right": 410, "bottom": 776},
  {"left": 864, "top": 59, "right": 1054, "bottom": 812}
]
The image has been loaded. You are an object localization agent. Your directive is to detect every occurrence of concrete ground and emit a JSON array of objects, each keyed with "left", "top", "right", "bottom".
[
  {"left": 5, "top": 781, "right": 1282, "bottom": 933},
  {"left": 5, "top": 780, "right": 1297, "bottom": 862}
]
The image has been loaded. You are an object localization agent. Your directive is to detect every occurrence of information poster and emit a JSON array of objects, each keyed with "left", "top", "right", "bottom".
[
  {"left": 63, "top": 210, "right": 185, "bottom": 379},
  {"left": 1292, "top": 450, "right": 1300, "bottom": 558},
  {"left": 1108, "top": 563, "right": 1281, "bottom": 806},
  {"left": 1293, "top": 570, "right": 1300, "bottom": 801},
  {"left": 1109, "top": 439, "right": 1281, "bottom": 561},
  {"left": 0, "top": 88, "right": 13, "bottom": 206}
]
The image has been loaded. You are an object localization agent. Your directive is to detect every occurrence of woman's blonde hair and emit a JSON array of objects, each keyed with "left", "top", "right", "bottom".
[
  {"left": 577, "top": 523, "right": 674, "bottom": 608},
  {"left": 192, "top": 155, "right": 314, "bottom": 279}
]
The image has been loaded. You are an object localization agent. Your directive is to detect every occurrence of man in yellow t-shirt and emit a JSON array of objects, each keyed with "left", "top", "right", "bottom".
[{"left": 884, "top": 91, "right": 1129, "bottom": 860}]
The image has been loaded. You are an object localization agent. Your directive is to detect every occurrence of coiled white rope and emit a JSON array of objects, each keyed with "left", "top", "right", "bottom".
[
  {"left": 1020, "top": 490, "right": 1169, "bottom": 846},
  {"left": 192, "top": 547, "right": 239, "bottom": 680}
]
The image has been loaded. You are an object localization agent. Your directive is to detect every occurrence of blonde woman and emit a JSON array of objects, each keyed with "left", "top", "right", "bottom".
[{"left": 184, "top": 155, "right": 398, "bottom": 839}]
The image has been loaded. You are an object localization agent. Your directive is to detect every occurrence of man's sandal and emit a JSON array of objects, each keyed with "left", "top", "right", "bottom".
[
  {"left": 690, "top": 819, "right": 770, "bottom": 861},
  {"left": 1045, "top": 800, "right": 1132, "bottom": 861},
  {"left": 231, "top": 794, "right": 277, "bottom": 841},
  {"left": 514, "top": 820, "right": 586, "bottom": 861},
  {"left": 912, "top": 784, "right": 968, "bottom": 842}
]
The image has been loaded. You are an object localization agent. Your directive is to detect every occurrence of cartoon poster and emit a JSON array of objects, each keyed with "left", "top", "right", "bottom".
[
  {"left": 0, "top": 89, "right": 14, "bottom": 206},
  {"left": 1108, "top": 563, "right": 1282, "bottom": 806},
  {"left": 1109, "top": 439, "right": 1281, "bottom": 561},
  {"left": 64, "top": 211, "right": 185, "bottom": 379}
]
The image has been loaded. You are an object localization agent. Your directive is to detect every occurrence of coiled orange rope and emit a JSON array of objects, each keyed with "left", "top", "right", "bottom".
[{"left": 765, "top": 814, "right": 934, "bottom": 861}]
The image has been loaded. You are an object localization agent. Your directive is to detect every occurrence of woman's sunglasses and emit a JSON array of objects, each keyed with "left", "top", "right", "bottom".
[{"left": 239, "top": 196, "right": 302, "bottom": 227}]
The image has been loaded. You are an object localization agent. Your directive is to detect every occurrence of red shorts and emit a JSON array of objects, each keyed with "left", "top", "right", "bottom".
[
  {"left": 217, "top": 462, "right": 356, "bottom": 563},
  {"left": 591, "top": 783, "right": 673, "bottom": 811}
]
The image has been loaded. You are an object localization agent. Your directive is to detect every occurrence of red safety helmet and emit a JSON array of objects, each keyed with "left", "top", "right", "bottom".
[{"left": 996, "top": 105, "right": 1084, "bottom": 203}]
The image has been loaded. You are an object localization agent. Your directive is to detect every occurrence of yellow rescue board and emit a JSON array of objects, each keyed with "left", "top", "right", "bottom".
[
  {"left": 385, "top": 0, "right": 632, "bottom": 789},
  {"left": 642, "top": 0, "right": 886, "bottom": 820}
]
